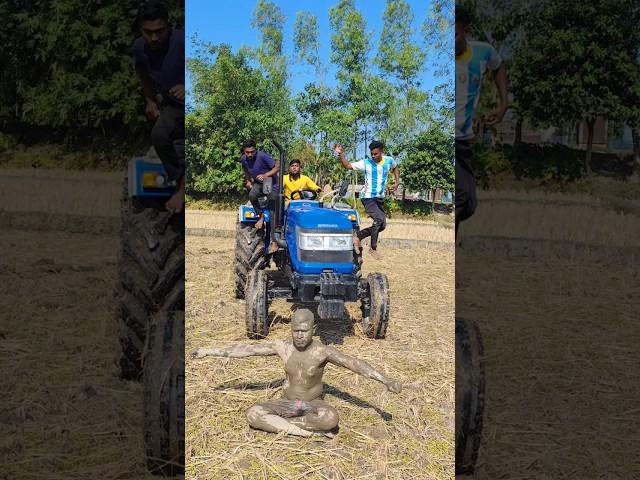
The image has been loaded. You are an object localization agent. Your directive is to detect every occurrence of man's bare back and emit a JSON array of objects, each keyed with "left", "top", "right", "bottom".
[{"left": 191, "top": 309, "right": 401, "bottom": 437}]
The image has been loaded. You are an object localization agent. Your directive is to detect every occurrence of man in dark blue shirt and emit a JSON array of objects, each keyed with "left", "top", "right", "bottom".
[
  {"left": 240, "top": 139, "right": 280, "bottom": 253},
  {"left": 133, "top": 1, "right": 185, "bottom": 214}
]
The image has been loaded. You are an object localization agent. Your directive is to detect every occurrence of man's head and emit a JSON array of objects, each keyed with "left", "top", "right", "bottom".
[
  {"left": 289, "top": 159, "right": 301, "bottom": 176},
  {"left": 455, "top": 4, "right": 472, "bottom": 56},
  {"left": 137, "top": 1, "right": 170, "bottom": 50},
  {"left": 291, "top": 309, "right": 314, "bottom": 350},
  {"left": 242, "top": 139, "right": 257, "bottom": 160},
  {"left": 369, "top": 140, "right": 385, "bottom": 163}
]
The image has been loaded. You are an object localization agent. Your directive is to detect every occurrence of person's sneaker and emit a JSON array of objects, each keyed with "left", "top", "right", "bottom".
[
  {"left": 369, "top": 248, "right": 382, "bottom": 260},
  {"left": 352, "top": 233, "right": 361, "bottom": 254},
  {"left": 255, "top": 215, "right": 264, "bottom": 229}
]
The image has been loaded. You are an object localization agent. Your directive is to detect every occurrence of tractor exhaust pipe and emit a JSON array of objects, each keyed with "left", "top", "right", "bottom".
[{"left": 271, "top": 140, "right": 287, "bottom": 248}]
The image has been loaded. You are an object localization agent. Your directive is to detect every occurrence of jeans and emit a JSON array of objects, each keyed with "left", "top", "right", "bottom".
[
  {"left": 150, "top": 102, "right": 185, "bottom": 182},
  {"left": 455, "top": 139, "right": 477, "bottom": 238},
  {"left": 358, "top": 197, "right": 387, "bottom": 250}
]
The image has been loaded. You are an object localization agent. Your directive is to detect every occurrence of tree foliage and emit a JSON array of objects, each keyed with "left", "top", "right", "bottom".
[
  {"left": 187, "top": 0, "right": 455, "bottom": 199},
  {"left": 509, "top": 0, "right": 640, "bottom": 170},
  {"left": 0, "top": 0, "right": 183, "bottom": 145}
]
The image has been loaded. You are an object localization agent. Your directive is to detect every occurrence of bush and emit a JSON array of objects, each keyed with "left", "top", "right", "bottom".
[
  {"left": 471, "top": 142, "right": 512, "bottom": 188},
  {"left": 509, "top": 143, "right": 583, "bottom": 183}
]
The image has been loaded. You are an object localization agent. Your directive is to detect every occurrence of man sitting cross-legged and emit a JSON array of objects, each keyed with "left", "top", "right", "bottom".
[{"left": 191, "top": 309, "right": 402, "bottom": 438}]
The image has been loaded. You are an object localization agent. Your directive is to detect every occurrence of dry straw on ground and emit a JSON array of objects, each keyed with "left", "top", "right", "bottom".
[
  {"left": 0, "top": 229, "right": 157, "bottom": 479},
  {"left": 0, "top": 168, "right": 121, "bottom": 217},
  {"left": 457, "top": 188, "right": 640, "bottom": 479},
  {"left": 465, "top": 188, "right": 640, "bottom": 248},
  {"left": 186, "top": 237, "right": 455, "bottom": 480}
]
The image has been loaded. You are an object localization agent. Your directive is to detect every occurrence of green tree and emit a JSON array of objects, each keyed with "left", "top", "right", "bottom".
[
  {"left": 376, "top": 0, "right": 425, "bottom": 105},
  {"left": 293, "top": 11, "right": 325, "bottom": 81},
  {"left": 251, "top": 0, "right": 293, "bottom": 136},
  {"left": 402, "top": 126, "right": 454, "bottom": 206},
  {"left": 510, "top": 0, "right": 639, "bottom": 173},
  {"left": 328, "top": 0, "right": 371, "bottom": 158},
  {"left": 0, "top": 0, "right": 183, "bottom": 145},
  {"left": 294, "top": 83, "right": 354, "bottom": 186},
  {"left": 185, "top": 43, "right": 293, "bottom": 194},
  {"left": 422, "top": 0, "right": 453, "bottom": 78}
]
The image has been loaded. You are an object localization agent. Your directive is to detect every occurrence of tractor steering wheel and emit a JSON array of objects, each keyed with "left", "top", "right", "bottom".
[{"left": 290, "top": 189, "right": 318, "bottom": 201}]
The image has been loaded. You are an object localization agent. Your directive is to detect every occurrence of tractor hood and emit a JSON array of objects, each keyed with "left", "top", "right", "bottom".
[{"left": 286, "top": 201, "right": 353, "bottom": 232}]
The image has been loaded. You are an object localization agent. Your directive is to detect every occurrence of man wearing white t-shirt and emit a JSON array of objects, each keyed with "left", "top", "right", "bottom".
[
  {"left": 455, "top": 4, "right": 508, "bottom": 237},
  {"left": 335, "top": 141, "right": 400, "bottom": 260}
]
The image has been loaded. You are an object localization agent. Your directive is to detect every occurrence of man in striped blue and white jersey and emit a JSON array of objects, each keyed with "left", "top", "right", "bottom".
[
  {"left": 335, "top": 141, "right": 400, "bottom": 260},
  {"left": 455, "top": 4, "right": 508, "bottom": 237}
]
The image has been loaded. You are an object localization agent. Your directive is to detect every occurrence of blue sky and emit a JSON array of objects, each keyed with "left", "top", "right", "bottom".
[{"left": 185, "top": 0, "right": 448, "bottom": 104}]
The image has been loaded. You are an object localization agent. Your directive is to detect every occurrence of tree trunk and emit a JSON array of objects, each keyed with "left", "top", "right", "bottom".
[
  {"left": 353, "top": 122, "right": 358, "bottom": 161},
  {"left": 431, "top": 189, "right": 436, "bottom": 210},
  {"left": 515, "top": 115, "right": 523, "bottom": 144},
  {"left": 632, "top": 126, "right": 640, "bottom": 177},
  {"left": 585, "top": 118, "right": 594, "bottom": 176},
  {"left": 364, "top": 123, "right": 368, "bottom": 157}
]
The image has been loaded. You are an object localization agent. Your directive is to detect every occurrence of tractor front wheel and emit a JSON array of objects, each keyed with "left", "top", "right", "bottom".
[
  {"left": 234, "top": 222, "right": 266, "bottom": 299},
  {"left": 245, "top": 269, "right": 270, "bottom": 339},
  {"left": 359, "top": 272, "right": 390, "bottom": 339}
]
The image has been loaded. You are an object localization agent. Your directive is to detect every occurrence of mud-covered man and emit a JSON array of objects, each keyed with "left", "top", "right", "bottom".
[
  {"left": 133, "top": 0, "right": 185, "bottom": 214},
  {"left": 191, "top": 309, "right": 402, "bottom": 438}
]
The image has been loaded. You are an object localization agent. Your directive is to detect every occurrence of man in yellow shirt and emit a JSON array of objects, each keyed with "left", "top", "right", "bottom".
[{"left": 283, "top": 159, "right": 322, "bottom": 202}]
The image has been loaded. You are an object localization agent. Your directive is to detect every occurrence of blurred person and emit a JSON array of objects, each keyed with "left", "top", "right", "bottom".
[{"left": 133, "top": 0, "right": 185, "bottom": 214}]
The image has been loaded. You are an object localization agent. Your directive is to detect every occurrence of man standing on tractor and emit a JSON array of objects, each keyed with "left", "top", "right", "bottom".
[
  {"left": 335, "top": 141, "right": 400, "bottom": 260},
  {"left": 133, "top": 0, "right": 185, "bottom": 214},
  {"left": 240, "top": 139, "right": 280, "bottom": 254},
  {"left": 455, "top": 4, "right": 508, "bottom": 238},
  {"left": 283, "top": 159, "right": 322, "bottom": 204}
]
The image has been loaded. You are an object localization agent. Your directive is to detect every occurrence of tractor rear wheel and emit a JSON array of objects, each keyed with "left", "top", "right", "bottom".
[
  {"left": 234, "top": 222, "right": 266, "bottom": 299},
  {"left": 245, "top": 269, "right": 270, "bottom": 339},
  {"left": 455, "top": 317, "right": 486, "bottom": 475},
  {"left": 116, "top": 177, "right": 185, "bottom": 380},
  {"left": 144, "top": 310, "right": 185, "bottom": 476},
  {"left": 359, "top": 272, "right": 390, "bottom": 339}
]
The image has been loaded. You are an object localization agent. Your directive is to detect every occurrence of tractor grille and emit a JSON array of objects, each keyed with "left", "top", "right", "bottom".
[{"left": 299, "top": 250, "right": 352, "bottom": 264}]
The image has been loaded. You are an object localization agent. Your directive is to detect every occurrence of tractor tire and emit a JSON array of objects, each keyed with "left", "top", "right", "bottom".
[
  {"left": 353, "top": 248, "right": 363, "bottom": 280},
  {"left": 144, "top": 310, "right": 185, "bottom": 476},
  {"left": 455, "top": 317, "right": 486, "bottom": 475},
  {"left": 359, "top": 272, "right": 390, "bottom": 339},
  {"left": 116, "top": 176, "right": 185, "bottom": 380},
  {"left": 234, "top": 222, "right": 266, "bottom": 299},
  {"left": 245, "top": 269, "right": 270, "bottom": 339}
]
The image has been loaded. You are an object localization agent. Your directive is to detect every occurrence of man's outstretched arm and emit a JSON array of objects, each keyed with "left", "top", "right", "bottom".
[
  {"left": 191, "top": 341, "right": 281, "bottom": 359},
  {"left": 326, "top": 348, "right": 402, "bottom": 393}
]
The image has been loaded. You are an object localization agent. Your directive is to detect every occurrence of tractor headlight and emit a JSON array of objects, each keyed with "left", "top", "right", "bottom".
[
  {"left": 297, "top": 232, "right": 353, "bottom": 251},
  {"left": 328, "top": 236, "right": 350, "bottom": 249}
]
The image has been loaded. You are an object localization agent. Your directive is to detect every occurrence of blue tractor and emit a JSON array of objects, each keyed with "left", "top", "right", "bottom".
[
  {"left": 234, "top": 141, "right": 390, "bottom": 339},
  {"left": 116, "top": 146, "right": 184, "bottom": 476}
]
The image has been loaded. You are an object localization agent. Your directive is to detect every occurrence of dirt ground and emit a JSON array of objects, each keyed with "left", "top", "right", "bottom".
[
  {"left": 457, "top": 188, "right": 640, "bottom": 479},
  {"left": 185, "top": 236, "right": 455, "bottom": 480},
  {"left": 0, "top": 228, "right": 160, "bottom": 479}
]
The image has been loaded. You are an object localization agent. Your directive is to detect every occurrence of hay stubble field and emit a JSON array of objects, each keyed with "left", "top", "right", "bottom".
[{"left": 185, "top": 215, "right": 455, "bottom": 480}]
